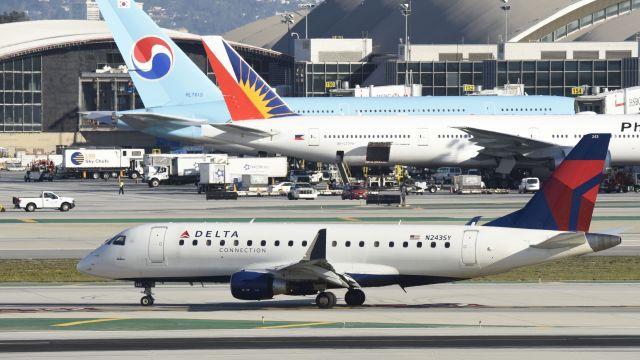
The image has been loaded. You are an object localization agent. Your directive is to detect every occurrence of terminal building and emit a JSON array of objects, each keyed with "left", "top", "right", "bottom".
[{"left": 3, "top": 0, "right": 640, "bottom": 154}]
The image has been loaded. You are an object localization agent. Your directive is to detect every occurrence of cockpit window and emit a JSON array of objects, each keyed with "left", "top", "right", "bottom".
[{"left": 111, "top": 235, "right": 126, "bottom": 246}]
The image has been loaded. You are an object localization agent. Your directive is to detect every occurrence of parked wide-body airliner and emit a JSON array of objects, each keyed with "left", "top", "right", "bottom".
[
  {"left": 202, "top": 35, "right": 639, "bottom": 170},
  {"left": 78, "top": 134, "right": 620, "bottom": 308},
  {"left": 94, "top": 0, "right": 575, "bottom": 149}
]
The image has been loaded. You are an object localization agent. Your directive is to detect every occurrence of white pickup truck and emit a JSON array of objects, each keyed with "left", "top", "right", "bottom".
[{"left": 13, "top": 191, "right": 75, "bottom": 212}]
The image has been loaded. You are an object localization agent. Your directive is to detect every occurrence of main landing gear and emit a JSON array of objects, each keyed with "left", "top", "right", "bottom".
[
  {"left": 136, "top": 282, "right": 155, "bottom": 306},
  {"left": 315, "top": 288, "right": 366, "bottom": 309}
]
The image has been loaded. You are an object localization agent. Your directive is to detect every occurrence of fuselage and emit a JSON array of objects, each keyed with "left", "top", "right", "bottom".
[
  {"left": 204, "top": 114, "right": 640, "bottom": 167},
  {"left": 119, "top": 96, "right": 575, "bottom": 147},
  {"left": 78, "top": 223, "right": 597, "bottom": 288}
]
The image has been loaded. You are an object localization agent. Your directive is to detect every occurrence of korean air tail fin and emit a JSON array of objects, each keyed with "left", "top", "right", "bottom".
[
  {"left": 202, "top": 35, "right": 298, "bottom": 120},
  {"left": 96, "top": 0, "right": 223, "bottom": 108},
  {"left": 486, "top": 134, "right": 611, "bottom": 232}
]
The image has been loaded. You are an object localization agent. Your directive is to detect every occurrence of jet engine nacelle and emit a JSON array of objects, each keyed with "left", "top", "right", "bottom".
[{"left": 230, "top": 271, "right": 316, "bottom": 300}]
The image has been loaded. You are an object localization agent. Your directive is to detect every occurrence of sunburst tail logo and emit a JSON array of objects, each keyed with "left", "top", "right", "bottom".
[{"left": 130, "top": 36, "right": 174, "bottom": 80}]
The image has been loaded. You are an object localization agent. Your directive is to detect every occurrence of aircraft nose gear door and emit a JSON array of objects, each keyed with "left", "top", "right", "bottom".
[
  {"left": 461, "top": 230, "right": 478, "bottom": 266},
  {"left": 148, "top": 226, "right": 167, "bottom": 263}
]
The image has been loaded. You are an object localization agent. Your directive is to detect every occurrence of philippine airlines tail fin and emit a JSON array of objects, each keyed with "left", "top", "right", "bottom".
[
  {"left": 96, "top": 0, "right": 223, "bottom": 108},
  {"left": 202, "top": 36, "right": 297, "bottom": 120},
  {"left": 486, "top": 134, "right": 611, "bottom": 232}
]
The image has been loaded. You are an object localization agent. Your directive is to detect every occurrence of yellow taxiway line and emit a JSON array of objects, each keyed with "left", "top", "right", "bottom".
[
  {"left": 258, "top": 321, "right": 337, "bottom": 329},
  {"left": 51, "top": 318, "right": 123, "bottom": 327}
]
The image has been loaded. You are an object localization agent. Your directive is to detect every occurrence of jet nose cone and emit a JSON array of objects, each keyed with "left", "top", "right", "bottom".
[
  {"left": 586, "top": 233, "right": 622, "bottom": 252},
  {"left": 76, "top": 256, "right": 93, "bottom": 275}
]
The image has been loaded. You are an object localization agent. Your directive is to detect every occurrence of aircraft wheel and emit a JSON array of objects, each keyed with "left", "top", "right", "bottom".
[
  {"left": 315, "top": 292, "right": 336, "bottom": 309},
  {"left": 140, "top": 295, "right": 154, "bottom": 306},
  {"left": 344, "top": 288, "right": 366, "bottom": 306}
]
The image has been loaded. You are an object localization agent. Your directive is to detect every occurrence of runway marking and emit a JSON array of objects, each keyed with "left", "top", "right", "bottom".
[
  {"left": 51, "top": 318, "right": 123, "bottom": 327},
  {"left": 340, "top": 217, "right": 359, "bottom": 222},
  {"left": 20, "top": 219, "right": 37, "bottom": 223},
  {"left": 258, "top": 321, "right": 337, "bottom": 329}
]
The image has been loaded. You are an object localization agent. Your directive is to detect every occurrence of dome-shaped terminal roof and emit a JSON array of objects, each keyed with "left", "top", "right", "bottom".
[{"left": 225, "top": 0, "right": 640, "bottom": 55}]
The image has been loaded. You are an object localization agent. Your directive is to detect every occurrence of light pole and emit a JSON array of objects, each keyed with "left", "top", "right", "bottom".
[
  {"left": 299, "top": 3, "right": 316, "bottom": 39},
  {"left": 400, "top": 2, "right": 411, "bottom": 85},
  {"left": 281, "top": 12, "right": 295, "bottom": 55},
  {"left": 500, "top": 0, "right": 511, "bottom": 43}
]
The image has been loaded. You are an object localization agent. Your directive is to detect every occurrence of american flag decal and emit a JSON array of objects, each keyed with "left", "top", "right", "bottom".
[
  {"left": 295, "top": 134, "right": 304, "bottom": 140},
  {"left": 410, "top": 235, "right": 421, "bottom": 240}
]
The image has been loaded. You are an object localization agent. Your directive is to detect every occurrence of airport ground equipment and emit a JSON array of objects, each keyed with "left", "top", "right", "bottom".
[
  {"left": 453, "top": 175, "right": 484, "bottom": 194},
  {"left": 145, "top": 154, "right": 228, "bottom": 187},
  {"left": 77, "top": 134, "right": 620, "bottom": 309},
  {"left": 62, "top": 148, "right": 144, "bottom": 180},
  {"left": 198, "top": 157, "right": 288, "bottom": 196},
  {"left": 13, "top": 191, "right": 75, "bottom": 212}
]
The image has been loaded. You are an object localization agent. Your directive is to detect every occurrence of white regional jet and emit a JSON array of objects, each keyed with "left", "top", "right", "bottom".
[
  {"left": 78, "top": 134, "right": 620, "bottom": 308},
  {"left": 202, "top": 36, "right": 640, "bottom": 172}
]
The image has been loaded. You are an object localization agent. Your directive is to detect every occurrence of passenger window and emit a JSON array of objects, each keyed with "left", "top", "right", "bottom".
[
  {"left": 374, "top": 241, "right": 380, "bottom": 247},
  {"left": 233, "top": 240, "right": 239, "bottom": 246},
  {"left": 445, "top": 242, "right": 450, "bottom": 248},
  {"left": 359, "top": 241, "right": 365, "bottom": 247},
  {"left": 112, "top": 235, "right": 126, "bottom": 246},
  {"left": 247, "top": 240, "right": 253, "bottom": 246},
  {"left": 206, "top": 240, "right": 212, "bottom": 246},
  {"left": 431, "top": 242, "right": 436, "bottom": 248},
  {"left": 288, "top": 240, "right": 294, "bottom": 247},
  {"left": 179, "top": 239, "right": 184, "bottom": 246},
  {"left": 220, "top": 240, "right": 226, "bottom": 246},
  {"left": 302, "top": 240, "right": 308, "bottom": 247},
  {"left": 274, "top": 240, "right": 280, "bottom": 246},
  {"left": 417, "top": 242, "right": 422, "bottom": 248},
  {"left": 331, "top": 241, "right": 337, "bottom": 247},
  {"left": 403, "top": 241, "right": 408, "bottom": 248},
  {"left": 192, "top": 240, "right": 198, "bottom": 246},
  {"left": 345, "top": 241, "right": 351, "bottom": 247},
  {"left": 389, "top": 241, "right": 394, "bottom": 248},
  {"left": 260, "top": 240, "right": 266, "bottom": 247}
]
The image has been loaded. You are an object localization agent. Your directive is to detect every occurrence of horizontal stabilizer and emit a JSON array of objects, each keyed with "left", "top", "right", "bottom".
[
  {"left": 120, "top": 112, "right": 208, "bottom": 129},
  {"left": 210, "top": 123, "right": 276, "bottom": 137},
  {"left": 531, "top": 232, "right": 585, "bottom": 249}
]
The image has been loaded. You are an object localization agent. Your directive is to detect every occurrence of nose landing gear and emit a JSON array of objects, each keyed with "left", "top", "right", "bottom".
[{"left": 135, "top": 281, "right": 156, "bottom": 306}]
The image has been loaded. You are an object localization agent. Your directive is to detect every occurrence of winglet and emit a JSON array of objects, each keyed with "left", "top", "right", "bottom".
[
  {"left": 486, "top": 134, "right": 611, "bottom": 232},
  {"left": 303, "top": 229, "right": 327, "bottom": 261},
  {"left": 202, "top": 35, "right": 298, "bottom": 121}
]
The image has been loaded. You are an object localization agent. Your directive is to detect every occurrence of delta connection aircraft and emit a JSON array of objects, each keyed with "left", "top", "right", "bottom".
[
  {"left": 93, "top": 0, "right": 574, "bottom": 150},
  {"left": 77, "top": 134, "right": 620, "bottom": 308},
  {"left": 197, "top": 36, "right": 640, "bottom": 171}
]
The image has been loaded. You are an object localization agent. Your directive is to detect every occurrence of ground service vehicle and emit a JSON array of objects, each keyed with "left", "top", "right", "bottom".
[
  {"left": 267, "top": 182, "right": 294, "bottom": 195},
  {"left": 13, "top": 191, "right": 75, "bottom": 212},
  {"left": 288, "top": 183, "right": 318, "bottom": 200},
  {"left": 342, "top": 183, "right": 368, "bottom": 200},
  {"left": 519, "top": 177, "right": 541, "bottom": 193},
  {"left": 62, "top": 148, "right": 144, "bottom": 180},
  {"left": 146, "top": 154, "right": 227, "bottom": 187}
]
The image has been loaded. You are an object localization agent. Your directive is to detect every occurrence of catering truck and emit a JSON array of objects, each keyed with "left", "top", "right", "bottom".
[
  {"left": 145, "top": 154, "right": 228, "bottom": 187},
  {"left": 198, "top": 156, "right": 288, "bottom": 196},
  {"left": 62, "top": 148, "right": 145, "bottom": 180}
]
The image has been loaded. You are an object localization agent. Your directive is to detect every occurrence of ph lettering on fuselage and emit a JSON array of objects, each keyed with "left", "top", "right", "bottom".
[{"left": 621, "top": 122, "right": 640, "bottom": 132}]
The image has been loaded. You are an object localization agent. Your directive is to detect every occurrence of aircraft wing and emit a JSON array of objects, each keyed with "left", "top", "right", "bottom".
[
  {"left": 457, "top": 126, "right": 562, "bottom": 158},
  {"left": 210, "top": 123, "right": 278, "bottom": 138},
  {"left": 245, "top": 229, "right": 359, "bottom": 289}
]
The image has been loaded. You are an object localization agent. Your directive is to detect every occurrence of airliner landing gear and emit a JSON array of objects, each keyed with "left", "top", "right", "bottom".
[
  {"left": 315, "top": 291, "right": 337, "bottom": 309},
  {"left": 136, "top": 282, "right": 155, "bottom": 306},
  {"left": 344, "top": 288, "right": 366, "bottom": 306}
]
